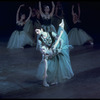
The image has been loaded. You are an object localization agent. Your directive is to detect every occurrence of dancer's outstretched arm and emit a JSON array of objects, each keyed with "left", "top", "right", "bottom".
[
  {"left": 25, "top": 7, "right": 32, "bottom": 23},
  {"left": 39, "top": 1, "right": 44, "bottom": 17},
  {"left": 50, "top": 1, "right": 55, "bottom": 17},
  {"left": 16, "top": 4, "right": 24, "bottom": 23},
  {"left": 78, "top": 3, "right": 81, "bottom": 19},
  {"left": 72, "top": 5, "right": 74, "bottom": 16}
]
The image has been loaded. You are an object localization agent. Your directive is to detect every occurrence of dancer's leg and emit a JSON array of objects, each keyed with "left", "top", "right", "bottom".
[{"left": 43, "top": 59, "right": 49, "bottom": 87}]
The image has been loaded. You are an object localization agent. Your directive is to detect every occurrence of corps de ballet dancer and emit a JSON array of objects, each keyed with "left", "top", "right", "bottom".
[
  {"left": 68, "top": 3, "right": 94, "bottom": 46},
  {"left": 7, "top": 4, "right": 34, "bottom": 49}
]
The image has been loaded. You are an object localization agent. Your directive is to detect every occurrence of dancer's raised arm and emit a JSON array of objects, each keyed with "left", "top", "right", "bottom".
[
  {"left": 25, "top": 7, "right": 32, "bottom": 23},
  {"left": 16, "top": 4, "right": 24, "bottom": 23},
  {"left": 78, "top": 3, "right": 80, "bottom": 19},
  {"left": 50, "top": 1, "right": 55, "bottom": 17},
  {"left": 39, "top": 1, "right": 44, "bottom": 17},
  {"left": 71, "top": 4, "right": 74, "bottom": 15}
]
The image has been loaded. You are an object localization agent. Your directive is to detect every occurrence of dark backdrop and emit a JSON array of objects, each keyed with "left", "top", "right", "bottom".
[{"left": 0, "top": 1, "right": 100, "bottom": 45}]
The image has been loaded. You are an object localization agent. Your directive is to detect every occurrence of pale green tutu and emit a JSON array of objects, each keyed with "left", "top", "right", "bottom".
[
  {"left": 7, "top": 30, "right": 33, "bottom": 49},
  {"left": 68, "top": 28, "right": 93, "bottom": 45},
  {"left": 23, "top": 19, "right": 34, "bottom": 41}
]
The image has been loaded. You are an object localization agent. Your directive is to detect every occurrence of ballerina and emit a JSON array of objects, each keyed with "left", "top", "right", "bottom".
[
  {"left": 68, "top": 3, "right": 94, "bottom": 46},
  {"left": 39, "top": 1, "right": 56, "bottom": 33},
  {"left": 7, "top": 4, "right": 34, "bottom": 49}
]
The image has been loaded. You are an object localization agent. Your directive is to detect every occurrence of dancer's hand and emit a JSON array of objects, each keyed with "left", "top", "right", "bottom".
[
  {"left": 20, "top": 4, "right": 25, "bottom": 7},
  {"left": 47, "top": 48, "right": 53, "bottom": 56},
  {"left": 41, "top": 46, "right": 47, "bottom": 54},
  {"left": 57, "top": 48, "right": 61, "bottom": 53},
  {"left": 29, "top": 7, "right": 32, "bottom": 10}
]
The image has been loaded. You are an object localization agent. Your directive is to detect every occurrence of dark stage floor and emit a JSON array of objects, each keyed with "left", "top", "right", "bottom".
[{"left": 0, "top": 42, "right": 100, "bottom": 99}]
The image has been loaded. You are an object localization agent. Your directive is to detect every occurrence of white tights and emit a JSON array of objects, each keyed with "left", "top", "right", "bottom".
[{"left": 43, "top": 59, "right": 49, "bottom": 87}]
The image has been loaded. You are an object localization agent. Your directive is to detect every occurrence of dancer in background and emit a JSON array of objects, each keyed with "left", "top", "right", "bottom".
[
  {"left": 31, "top": 7, "right": 41, "bottom": 44},
  {"left": 36, "top": 1, "right": 57, "bottom": 50},
  {"left": 7, "top": 4, "right": 34, "bottom": 49},
  {"left": 23, "top": 8, "right": 35, "bottom": 46},
  {"left": 23, "top": 7, "right": 41, "bottom": 46},
  {"left": 35, "top": 19, "right": 74, "bottom": 87},
  {"left": 68, "top": 3, "right": 94, "bottom": 46},
  {"left": 52, "top": 1, "right": 69, "bottom": 33},
  {"left": 39, "top": 1, "right": 56, "bottom": 33}
]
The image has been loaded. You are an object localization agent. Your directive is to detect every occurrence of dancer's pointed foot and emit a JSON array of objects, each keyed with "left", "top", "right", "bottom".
[
  {"left": 51, "top": 81, "right": 58, "bottom": 85},
  {"left": 59, "top": 19, "right": 64, "bottom": 28},
  {"left": 43, "top": 81, "right": 49, "bottom": 87}
]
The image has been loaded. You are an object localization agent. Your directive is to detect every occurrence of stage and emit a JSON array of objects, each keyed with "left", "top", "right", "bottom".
[{"left": 0, "top": 43, "right": 100, "bottom": 99}]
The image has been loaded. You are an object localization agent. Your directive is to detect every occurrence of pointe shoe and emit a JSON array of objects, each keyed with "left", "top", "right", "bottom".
[
  {"left": 43, "top": 81, "right": 49, "bottom": 87},
  {"left": 59, "top": 19, "right": 64, "bottom": 28},
  {"left": 51, "top": 81, "right": 58, "bottom": 85}
]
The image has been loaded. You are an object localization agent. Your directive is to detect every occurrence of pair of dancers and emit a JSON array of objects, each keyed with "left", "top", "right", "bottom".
[{"left": 35, "top": 19, "right": 74, "bottom": 87}]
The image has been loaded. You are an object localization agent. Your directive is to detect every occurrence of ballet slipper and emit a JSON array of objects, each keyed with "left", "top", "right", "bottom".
[
  {"left": 51, "top": 81, "right": 58, "bottom": 85},
  {"left": 43, "top": 80, "right": 49, "bottom": 87}
]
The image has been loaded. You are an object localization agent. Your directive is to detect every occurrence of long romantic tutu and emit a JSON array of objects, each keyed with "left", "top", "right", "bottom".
[
  {"left": 68, "top": 28, "right": 93, "bottom": 45},
  {"left": 7, "top": 30, "right": 33, "bottom": 49},
  {"left": 23, "top": 19, "right": 34, "bottom": 41}
]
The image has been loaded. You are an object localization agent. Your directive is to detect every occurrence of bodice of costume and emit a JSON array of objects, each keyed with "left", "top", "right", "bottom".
[
  {"left": 16, "top": 24, "right": 24, "bottom": 31},
  {"left": 73, "top": 22, "right": 82, "bottom": 29},
  {"left": 39, "top": 32, "right": 53, "bottom": 48},
  {"left": 41, "top": 18, "right": 51, "bottom": 26}
]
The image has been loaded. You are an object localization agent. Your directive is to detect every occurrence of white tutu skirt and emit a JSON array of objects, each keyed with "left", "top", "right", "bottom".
[
  {"left": 36, "top": 45, "right": 74, "bottom": 83},
  {"left": 68, "top": 28, "right": 93, "bottom": 45},
  {"left": 7, "top": 30, "right": 33, "bottom": 49},
  {"left": 36, "top": 59, "right": 46, "bottom": 80}
]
